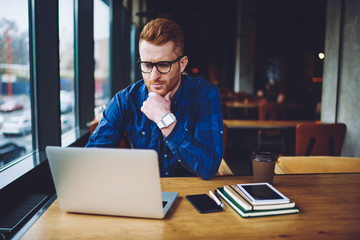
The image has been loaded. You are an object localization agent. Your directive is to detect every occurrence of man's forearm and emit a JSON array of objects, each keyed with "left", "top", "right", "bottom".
[{"left": 164, "top": 123, "right": 223, "bottom": 180}]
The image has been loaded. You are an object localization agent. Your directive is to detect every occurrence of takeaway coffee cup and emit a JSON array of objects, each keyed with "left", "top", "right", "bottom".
[{"left": 252, "top": 152, "right": 277, "bottom": 184}]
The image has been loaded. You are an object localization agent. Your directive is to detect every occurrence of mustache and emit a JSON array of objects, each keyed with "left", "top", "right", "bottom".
[{"left": 148, "top": 80, "right": 165, "bottom": 85}]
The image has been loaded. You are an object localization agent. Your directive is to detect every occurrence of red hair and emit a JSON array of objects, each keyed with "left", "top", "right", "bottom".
[{"left": 139, "top": 18, "right": 184, "bottom": 55}]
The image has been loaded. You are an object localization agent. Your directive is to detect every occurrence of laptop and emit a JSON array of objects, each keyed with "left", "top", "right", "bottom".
[{"left": 45, "top": 146, "right": 178, "bottom": 219}]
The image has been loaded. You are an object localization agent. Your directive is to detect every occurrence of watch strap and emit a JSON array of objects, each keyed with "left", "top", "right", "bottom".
[
  {"left": 157, "top": 120, "right": 166, "bottom": 129},
  {"left": 157, "top": 113, "right": 176, "bottom": 129}
]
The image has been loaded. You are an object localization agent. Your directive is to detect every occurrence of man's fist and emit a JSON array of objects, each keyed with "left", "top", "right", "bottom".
[{"left": 141, "top": 91, "right": 172, "bottom": 123}]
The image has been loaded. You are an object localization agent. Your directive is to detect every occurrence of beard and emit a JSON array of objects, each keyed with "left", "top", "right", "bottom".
[{"left": 145, "top": 74, "right": 181, "bottom": 97}]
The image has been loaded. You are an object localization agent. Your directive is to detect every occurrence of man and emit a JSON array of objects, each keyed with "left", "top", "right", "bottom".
[{"left": 86, "top": 18, "right": 223, "bottom": 180}]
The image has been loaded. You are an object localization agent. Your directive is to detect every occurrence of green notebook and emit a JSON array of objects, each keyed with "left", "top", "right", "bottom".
[
  {"left": 217, "top": 187, "right": 299, "bottom": 218},
  {"left": 224, "top": 185, "right": 296, "bottom": 211}
]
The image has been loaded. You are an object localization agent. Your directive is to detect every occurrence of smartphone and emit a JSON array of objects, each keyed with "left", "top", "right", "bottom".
[
  {"left": 237, "top": 183, "right": 290, "bottom": 205},
  {"left": 186, "top": 194, "right": 223, "bottom": 213}
]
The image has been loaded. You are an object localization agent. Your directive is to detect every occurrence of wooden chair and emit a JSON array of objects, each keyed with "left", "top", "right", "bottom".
[
  {"left": 257, "top": 103, "right": 287, "bottom": 153},
  {"left": 295, "top": 122, "right": 346, "bottom": 156},
  {"left": 275, "top": 156, "right": 360, "bottom": 174},
  {"left": 258, "top": 102, "right": 286, "bottom": 120},
  {"left": 89, "top": 119, "right": 233, "bottom": 176},
  {"left": 244, "top": 95, "right": 267, "bottom": 105},
  {"left": 89, "top": 120, "right": 98, "bottom": 134},
  {"left": 243, "top": 96, "right": 267, "bottom": 119},
  {"left": 232, "top": 91, "right": 248, "bottom": 102}
]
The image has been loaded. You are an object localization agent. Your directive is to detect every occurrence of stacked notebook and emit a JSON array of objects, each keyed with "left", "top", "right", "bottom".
[{"left": 217, "top": 183, "right": 299, "bottom": 218}]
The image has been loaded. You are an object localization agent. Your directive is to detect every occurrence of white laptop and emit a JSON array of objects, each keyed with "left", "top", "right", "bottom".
[{"left": 45, "top": 146, "right": 178, "bottom": 219}]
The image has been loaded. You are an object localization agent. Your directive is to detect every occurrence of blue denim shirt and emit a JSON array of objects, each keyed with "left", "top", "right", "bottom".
[{"left": 86, "top": 75, "right": 224, "bottom": 180}]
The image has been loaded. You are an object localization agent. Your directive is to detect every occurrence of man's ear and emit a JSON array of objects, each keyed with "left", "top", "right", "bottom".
[{"left": 180, "top": 56, "right": 188, "bottom": 73}]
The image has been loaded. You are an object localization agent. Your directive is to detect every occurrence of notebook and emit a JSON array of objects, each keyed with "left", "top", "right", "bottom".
[{"left": 45, "top": 146, "right": 178, "bottom": 219}]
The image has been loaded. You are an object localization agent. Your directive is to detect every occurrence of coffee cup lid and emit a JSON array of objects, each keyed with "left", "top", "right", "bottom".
[{"left": 252, "top": 152, "right": 277, "bottom": 162}]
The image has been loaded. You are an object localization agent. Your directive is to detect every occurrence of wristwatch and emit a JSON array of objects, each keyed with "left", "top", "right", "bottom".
[{"left": 157, "top": 113, "right": 176, "bottom": 129}]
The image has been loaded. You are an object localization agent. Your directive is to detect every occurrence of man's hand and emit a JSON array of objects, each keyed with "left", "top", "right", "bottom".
[{"left": 141, "top": 91, "right": 172, "bottom": 124}]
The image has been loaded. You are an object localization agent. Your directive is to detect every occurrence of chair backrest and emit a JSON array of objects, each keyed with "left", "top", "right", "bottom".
[
  {"left": 245, "top": 95, "right": 267, "bottom": 105},
  {"left": 258, "top": 103, "right": 286, "bottom": 120},
  {"left": 295, "top": 122, "right": 346, "bottom": 156},
  {"left": 232, "top": 91, "right": 247, "bottom": 102},
  {"left": 275, "top": 156, "right": 360, "bottom": 174}
]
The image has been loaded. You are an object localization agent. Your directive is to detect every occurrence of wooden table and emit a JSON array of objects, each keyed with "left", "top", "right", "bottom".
[
  {"left": 224, "top": 102, "right": 259, "bottom": 119},
  {"left": 225, "top": 101, "right": 259, "bottom": 109},
  {"left": 223, "top": 119, "right": 316, "bottom": 130},
  {"left": 21, "top": 174, "right": 360, "bottom": 239}
]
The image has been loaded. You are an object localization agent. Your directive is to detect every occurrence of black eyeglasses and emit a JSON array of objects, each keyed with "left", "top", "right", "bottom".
[{"left": 137, "top": 56, "right": 184, "bottom": 74}]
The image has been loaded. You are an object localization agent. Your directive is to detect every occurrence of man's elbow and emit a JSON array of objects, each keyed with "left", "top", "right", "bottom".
[
  {"left": 200, "top": 174, "right": 216, "bottom": 180},
  {"left": 198, "top": 165, "right": 220, "bottom": 180}
]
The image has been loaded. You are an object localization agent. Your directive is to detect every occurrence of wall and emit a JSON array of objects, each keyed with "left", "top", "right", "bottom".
[
  {"left": 239, "top": 1, "right": 256, "bottom": 94},
  {"left": 322, "top": 0, "right": 360, "bottom": 156},
  {"left": 235, "top": 0, "right": 256, "bottom": 94}
]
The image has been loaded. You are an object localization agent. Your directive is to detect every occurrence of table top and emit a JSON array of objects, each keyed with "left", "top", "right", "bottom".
[
  {"left": 21, "top": 174, "right": 360, "bottom": 240},
  {"left": 223, "top": 119, "right": 315, "bottom": 129},
  {"left": 225, "top": 101, "right": 259, "bottom": 108}
]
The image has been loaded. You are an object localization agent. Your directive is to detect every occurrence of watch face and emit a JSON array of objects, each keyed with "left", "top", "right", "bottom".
[{"left": 163, "top": 114, "right": 174, "bottom": 125}]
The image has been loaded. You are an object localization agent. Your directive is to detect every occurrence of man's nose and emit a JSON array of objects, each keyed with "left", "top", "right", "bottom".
[{"left": 149, "top": 65, "right": 161, "bottom": 78}]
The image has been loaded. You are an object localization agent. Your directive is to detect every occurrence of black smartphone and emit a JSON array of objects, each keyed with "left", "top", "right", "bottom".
[
  {"left": 237, "top": 183, "right": 289, "bottom": 205},
  {"left": 186, "top": 194, "right": 223, "bottom": 213}
]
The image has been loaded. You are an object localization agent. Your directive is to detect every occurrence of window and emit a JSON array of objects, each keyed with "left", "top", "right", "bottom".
[
  {"left": 0, "top": 0, "right": 32, "bottom": 170},
  {"left": 0, "top": 2, "right": 137, "bottom": 236},
  {"left": 59, "top": 0, "right": 76, "bottom": 146},
  {"left": 94, "top": 0, "right": 110, "bottom": 110}
]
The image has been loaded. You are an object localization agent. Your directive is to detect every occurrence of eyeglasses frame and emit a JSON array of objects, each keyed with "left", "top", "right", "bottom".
[{"left": 137, "top": 55, "right": 185, "bottom": 74}]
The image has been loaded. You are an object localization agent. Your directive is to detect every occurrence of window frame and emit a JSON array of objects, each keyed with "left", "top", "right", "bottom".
[
  {"left": 0, "top": 0, "right": 135, "bottom": 189},
  {"left": 0, "top": 0, "right": 134, "bottom": 238},
  {"left": 0, "top": 0, "right": 62, "bottom": 186},
  {"left": 75, "top": 0, "right": 95, "bottom": 129}
]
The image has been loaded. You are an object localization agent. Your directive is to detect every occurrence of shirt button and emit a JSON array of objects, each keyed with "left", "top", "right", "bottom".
[
  {"left": 142, "top": 131, "right": 145, "bottom": 135},
  {"left": 220, "top": 130, "right": 223, "bottom": 134},
  {"left": 165, "top": 172, "right": 169, "bottom": 176},
  {"left": 185, "top": 128, "right": 188, "bottom": 131},
  {"left": 166, "top": 140, "right": 169, "bottom": 143},
  {"left": 178, "top": 159, "right": 181, "bottom": 163},
  {"left": 164, "top": 154, "right": 168, "bottom": 158}
]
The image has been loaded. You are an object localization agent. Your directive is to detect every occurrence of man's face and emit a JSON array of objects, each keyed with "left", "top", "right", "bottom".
[{"left": 139, "top": 40, "right": 187, "bottom": 98}]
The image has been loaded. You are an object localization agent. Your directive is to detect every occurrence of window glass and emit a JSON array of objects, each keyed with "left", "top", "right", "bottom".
[
  {"left": 94, "top": 0, "right": 110, "bottom": 112},
  {"left": 0, "top": 0, "right": 32, "bottom": 169},
  {"left": 59, "top": 0, "right": 75, "bottom": 145}
]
